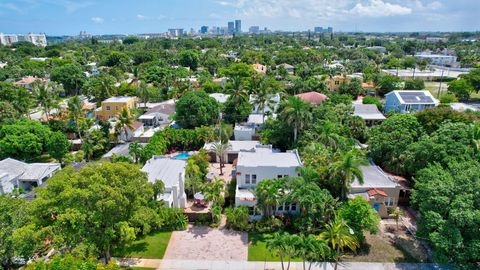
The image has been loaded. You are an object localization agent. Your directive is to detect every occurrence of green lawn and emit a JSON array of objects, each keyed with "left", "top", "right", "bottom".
[
  {"left": 249, "top": 232, "right": 420, "bottom": 263},
  {"left": 248, "top": 232, "right": 301, "bottom": 262},
  {"left": 115, "top": 231, "right": 172, "bottom": 259}
]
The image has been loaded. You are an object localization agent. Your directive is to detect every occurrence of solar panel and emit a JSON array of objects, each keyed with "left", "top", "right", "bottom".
[{"left": 399, "top": 92, "right": 434, "bottom": 104}]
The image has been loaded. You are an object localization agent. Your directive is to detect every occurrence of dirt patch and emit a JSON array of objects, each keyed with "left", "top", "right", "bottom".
[{"left": 163, "top": 225, "right": 248, "bottom": 261}]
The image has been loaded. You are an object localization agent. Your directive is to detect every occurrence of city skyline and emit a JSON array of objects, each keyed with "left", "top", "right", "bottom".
[{"left": 0, "top": 0, "right": 479, "bottom": 35}]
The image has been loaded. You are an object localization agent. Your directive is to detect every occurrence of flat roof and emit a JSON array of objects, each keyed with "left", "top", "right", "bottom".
[
  {"left": 237, "top": 146, "right": 302, "bottom": 168},
  {"left": 141, "top": 156, "right": 186, "bottom": 188},
  {"left": 209, "top": 93, "right": 230, "bottom": 104},
  {"left": 103, "top": 96, "right": 135, "bottom": 103},
  {"left": 204, "top": 140, "right": 260, "bottom": 152}
]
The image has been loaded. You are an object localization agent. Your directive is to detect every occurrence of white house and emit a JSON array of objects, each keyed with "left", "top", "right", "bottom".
[
  {"left": 138, "top": 103, "right": 176, "bottom": 128},
  {"left": 0, "top": 158, "right": 60, "bottom": 195},
  {"left": 141, "top": 156, "right": 187, "bottom": 208},
  {"left": 234, "top": 125, "right": 256, "bottom": 141},
  {"left": 249, "top": 93, "right": 281, "bottom": 114},
  {"left": 234, "top": 145, "right": 302, "bottom": 216},
  {"left": 204, "top": 140, "right": 260, "bottom": 163},
  {"left": 209, "top": 93, "right": 230, "bottom": 104},
  {"left": 117, "top": 121, "right": 144, "bottom": 142}
]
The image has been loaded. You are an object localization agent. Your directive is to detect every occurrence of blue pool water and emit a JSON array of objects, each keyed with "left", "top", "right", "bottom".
[{"left": 174, "top": 152, "right": 191, "bottom": 159}]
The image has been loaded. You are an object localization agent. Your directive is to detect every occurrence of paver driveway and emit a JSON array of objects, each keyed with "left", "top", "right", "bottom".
[{"left": 164, "top": 225, "right": 248, "bottom": 261}]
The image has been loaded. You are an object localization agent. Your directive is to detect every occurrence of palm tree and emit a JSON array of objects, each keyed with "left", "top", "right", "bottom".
[
  {"left": 255, "top": 179, "right": 283, "bottom": 217},
  {"left": 209, "top": 141, "right": 231, "bottom": 175},
  {"left": 252, "top": 85, "right": 276, "bottom": 123},
  {"left": 296, "top": 235, "right": 331, "bottom": 270},
  {"left": 67, "top": 96, "right": 84, "bottom": 140},
  {"left": 137, "top": 81, "right": 149, "bottom": 109},
  {"left": 318, "top": 217, "right": 359, "bottom": 270},
  {"left": 389, "top": 207, "right": 404, "bottom": 230},
  {"left": 115, "top": 108, "right": 134, "bottom": 142},
  {"left": 227, "top": 77, "right": 249, "bottom": 103},
  {"left": 329, "top": 150, "right": 367, "bottom": 201},
  {"left": 32, "top": 80, "right": 63, "bottom": 119},
  {"left": 201, "top": 178, "right": 225, "bottom": 206},
  {"left": 280, "top": 96, "right": 312, "bottom": 143},
  {"left": 128, "top": 141, "right": 144, "bottom": 164},
  {"left": 152, "top": 180, "right": 165, "bottom": 200}
]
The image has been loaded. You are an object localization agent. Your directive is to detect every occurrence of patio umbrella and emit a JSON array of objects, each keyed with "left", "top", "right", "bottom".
[
  {"left": 194, "top": 192, "right": 205, "bottom": 200},
  {"left": 206, "top": 172, "right": 215, "bottom": 181}
]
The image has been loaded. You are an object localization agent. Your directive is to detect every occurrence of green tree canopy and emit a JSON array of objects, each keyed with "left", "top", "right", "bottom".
[{"left": 175, "top": 91, "right": 219, "bottom": 128}]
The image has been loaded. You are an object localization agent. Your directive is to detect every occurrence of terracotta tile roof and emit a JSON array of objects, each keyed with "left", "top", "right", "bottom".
[
  {"left": 295, "top": 91, "right": 328, "bottom": 105},
  {"left": 130, "top": 121, "right": 144, "bottom": 130},
  {"left": 367, "top": 188, "right": 388, "bottom": 197}
]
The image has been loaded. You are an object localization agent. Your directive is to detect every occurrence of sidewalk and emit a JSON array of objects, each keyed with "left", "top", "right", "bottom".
[{"left": 117, "top": 258, "right": 450, "bottom": 270}]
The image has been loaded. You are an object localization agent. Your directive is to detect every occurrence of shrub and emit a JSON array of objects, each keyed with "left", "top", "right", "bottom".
[
  {"left": 225, "top": 207, "right": 251, "bottom": 231},
  {"left": 254, "top": 216, "right": 283, "bottom": 233},
  {"left": 158, "top": 207, "right": 188, "bottom": 231},
  {"left": 362, "top": 96, "right": 384, "bottom": 111}
]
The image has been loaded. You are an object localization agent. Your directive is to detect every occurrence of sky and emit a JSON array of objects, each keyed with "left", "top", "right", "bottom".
[{"left": 0, "top": 0, "right": 479, "bottom": 35}]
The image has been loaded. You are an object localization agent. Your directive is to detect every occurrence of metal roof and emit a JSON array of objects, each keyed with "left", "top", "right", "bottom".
[
  {"left": 141, "top": 156, "right": 186, "bottom": 188},
  {"left": 237, "top": 145, "right": 302, "bottom": 168}
]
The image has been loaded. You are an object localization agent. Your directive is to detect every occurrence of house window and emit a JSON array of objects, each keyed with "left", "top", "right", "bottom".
[
  {"left": 248, "top": 207, "right": 255, "bottom": 215},
  {"left": 278, "top": 203, "right": 284, "bottom": 211},
  {"left": 291, "top": 203, "right": 297, "bottom": 211},
  {"left": 404, "top": 104, "right": 411, "bottom": 112},
  {"left": 245, "top": 174, "right": 250, "bottom": 184},
  {"left": 335, "top": 80, "right": 340, "bottom": 85},
  {"left": 277, "top": 175, "right": 283, "bottom": 179},
  {"left": 385, "top": 197, "right": 394, "bottom": 207},
  {"left": 106, "top": 106, "right": 111, "bottom": 111},
  {"left": 285, "top": 204, "right": 290, "bottom": 212},
  {"left": 252, "top": 174, "right": 257, "bottom": 184}
]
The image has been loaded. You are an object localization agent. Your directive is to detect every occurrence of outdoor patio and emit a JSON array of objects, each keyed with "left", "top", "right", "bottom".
[{"left": 208, "top": 162, "right": 233, "bottom": 183}]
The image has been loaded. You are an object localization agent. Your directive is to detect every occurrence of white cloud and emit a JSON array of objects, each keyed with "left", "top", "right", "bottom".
[
  {"left": 91, "top": 17, "right": 104, "bottom": 24},
  {"left": 349, "top": 0, "right": 412, "bottom": 17},
  {"left": 0, "top": 3, "right": 23, "bottom": 13},
  {"left": 136, "top": 14, "right": 147, "bottom": 20}
]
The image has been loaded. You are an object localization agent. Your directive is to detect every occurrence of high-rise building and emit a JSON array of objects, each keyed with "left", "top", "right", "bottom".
[
  {"left": 249, "top": 26, "right": 260, "bottom": 34},
  {"left": 314, "top": 26, "right": 333, "bottom": 34},
  {"left": 235, "top": 20, "right": 242, "bottom": 33},
  {"left": 0, "top": 32, "right": 46, "bottom": 46},
  {"left": 200, "top": 26, "right": 208, "bottom": 34},
  {"left": 168, "top": 28, "right": 184, "bottom": 37},
  {"left": 227, "top": 21, "right": 235, "bottom": 34}
]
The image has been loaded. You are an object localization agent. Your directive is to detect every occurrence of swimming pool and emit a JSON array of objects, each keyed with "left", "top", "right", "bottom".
[{"left": 174, "top": 152, "right": 191, "bottom": 159}]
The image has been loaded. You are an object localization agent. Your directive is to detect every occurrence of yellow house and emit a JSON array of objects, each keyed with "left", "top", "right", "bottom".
[
  {"left": 95, "top": 96, "right": 137, "bottom": 121},
  {"left": 326, "top": 75, "right": 351, "bottom": 91},
  {"left": 252, "top": 63, "right": 267, "bottom": 74}
]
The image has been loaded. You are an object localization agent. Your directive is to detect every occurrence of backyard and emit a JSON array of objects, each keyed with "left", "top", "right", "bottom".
[{"left": 115, "top": 231, "right": 172, "bottom": 259}]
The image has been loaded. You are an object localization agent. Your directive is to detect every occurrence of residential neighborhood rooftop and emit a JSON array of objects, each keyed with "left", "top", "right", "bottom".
[
  {"left": 352, "top": 164, "right": 399, "bottom": 189},
  {"left": 103, "top": 96, "right": 136, "bottom": 103},
  {"left": 237, "top": 145, "right": 302, "bottom": 167},
  {"left": 386, "top": 90, "right": 438, "bottom": 104},
  {"left": 141, "top": 156, "right": 186, "bottom": 188},
  {"left": 353, "top": 104, "right": 386, "bottom": 120}
]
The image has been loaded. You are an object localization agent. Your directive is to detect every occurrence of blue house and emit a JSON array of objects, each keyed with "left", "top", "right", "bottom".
[{"left": 384, "top": 90, "right": 438, "bottom": 113}]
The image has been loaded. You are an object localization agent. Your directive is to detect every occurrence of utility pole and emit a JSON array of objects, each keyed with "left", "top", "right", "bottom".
[{"left": 437, "top": 69, "right": 445, "bottom": 98}]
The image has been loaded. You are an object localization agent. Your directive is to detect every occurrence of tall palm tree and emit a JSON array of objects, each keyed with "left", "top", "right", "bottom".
[
  {"left": 252, "top": 86, "right": 276, "bottom": 123},
  {"left": 209, "top": 141, "right": 231, "bottom": 175},
  {"left": 318, "top": 217, "right": 359, "bottom": 270},
  {"left": 227, "top": 77, "right": 249, "bottom": 103},
  {"left": 137, "top": 81, "right": 150, "bottom": 109},
  {"left": 280, "top": 96, "right": 312, "bottom": 143},
  {"left": 329, "top": 150, "right": 367, "bottom": 201},
  {"left": 255, "top": 179, "right": 283, "bottom": 217},
  {"left": 128, "top": 141, "right": 144, "bottom": 164},
  {"left": 67, "top": 96, "right": 84, "bottom": 140},
  {"left": 296, "top": 235, "right": 331, "bottom": 270},
  {"left": 32, "top": 80, "right": 63, "bottom": 119},
  {"left": 115, "top": 108, "right": 134, "bottom": 142}
]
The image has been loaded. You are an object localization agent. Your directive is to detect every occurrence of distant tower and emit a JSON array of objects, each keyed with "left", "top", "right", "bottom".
[
  {"left": 227, "top": 22, "right": 235, "bottom": 34},
  {"left": 235, "top": 20, "right": 242, "bottom": 33}
]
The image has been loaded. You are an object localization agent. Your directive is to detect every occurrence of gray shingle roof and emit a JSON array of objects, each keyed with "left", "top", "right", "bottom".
[
  {"left": 351, "top": 164, "right": 399, "bottom": 188},
  {"left": 353, "top": 104, "right": 386, "bottom": 120}
]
